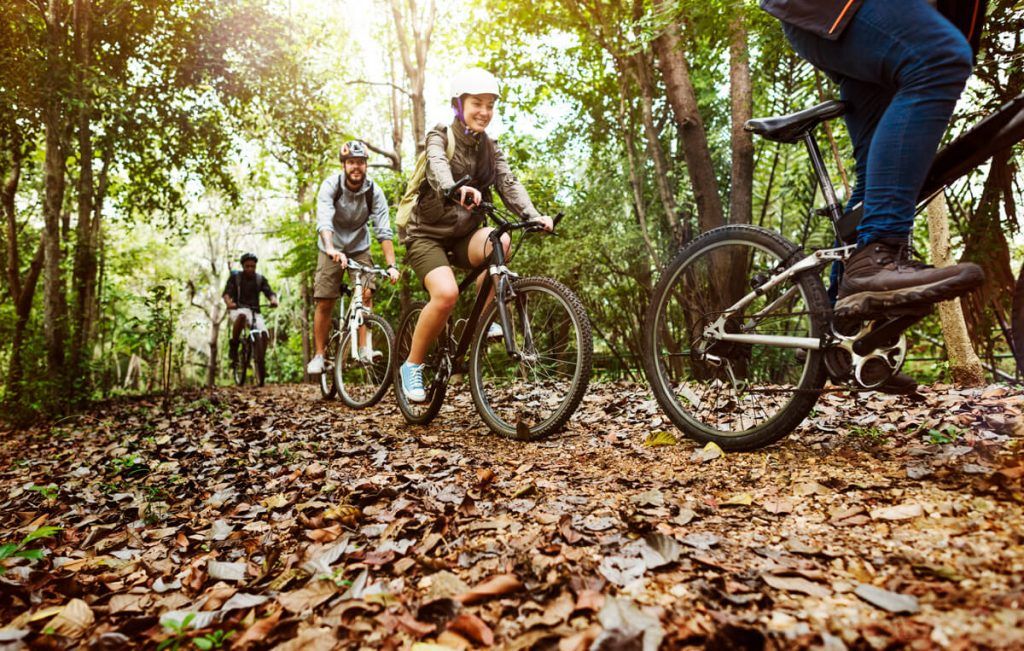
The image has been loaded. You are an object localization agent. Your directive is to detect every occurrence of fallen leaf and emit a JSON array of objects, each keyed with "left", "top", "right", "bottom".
[
  {"left": 278, "top": 580, "right": 338, "bottom": 613},
  {"left": 721, "top": 492, "right": 753, "bottom": 507},
  {"left": 47, "top": 599, "right": 94, "bottom": 639},
  {"left": 854, "top": 583, "right": 919, "bottom": 614},
  {"left": 456, "top": 573, "right": 523, "bottom": 605},
  {"left": 762, "top": 574, "right": 832, "bottom": 598},
  {"left": 869, "top": 503, "right": 924, "bottom": 521},
  {"left": 643, "top": 431, "right": 678, "bottom": 447},
  {"left": 593, "top": 596, "right": 663, "bottom": 651},
  {"left": 447, "top": 613, "right": 494, "bottom": 646},
  {"left": 233, "top": 609, "right": 281, "bottom": 648},
  {"left": 207, "top": 560, "right": 247, "bottom": 582},
  {"left": 640, "top": 533, "right": 684, "bottom": 569},
  {"left": 692, "top": 441, "right": 723, "bottom": 463}
]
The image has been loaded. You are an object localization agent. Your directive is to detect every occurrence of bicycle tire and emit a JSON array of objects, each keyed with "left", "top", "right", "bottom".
[
  {"left": 253, "top": 334, "right": 267, "bottom": 387},
  {"left": 469, "top": 276, "right": 593, "bottom": 440},
  {"left": 336, "top": 313, "right": 395, "bottom": 409},
  {"left": 394, "top": 302, "right": 447, "bottom": 425},
  {"left": 641, "top": 224, "right": 829, "bottom": 451},
  {"left": 319, "top": 324, "right": 339, "bottom": 400},
  {"left": 233, "top": 338, "right": 250, "bottom": 386}
]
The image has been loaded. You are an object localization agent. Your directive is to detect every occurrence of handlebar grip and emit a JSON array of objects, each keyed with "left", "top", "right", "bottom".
[
  {"left": 445, "top": 175, "right": 472, "bottom": 201},
  {"left": 553, "top": 212, "right": 564, "bottom": 229}
]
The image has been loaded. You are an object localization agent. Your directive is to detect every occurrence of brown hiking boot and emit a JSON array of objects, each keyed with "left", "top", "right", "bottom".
[{"left": 835, "top": 238, "right": 983, "bottom": 319}]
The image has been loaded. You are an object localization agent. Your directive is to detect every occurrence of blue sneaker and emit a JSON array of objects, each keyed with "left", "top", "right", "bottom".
[{"left": 400, "top": 362, "right": 426, "bottom": 402}]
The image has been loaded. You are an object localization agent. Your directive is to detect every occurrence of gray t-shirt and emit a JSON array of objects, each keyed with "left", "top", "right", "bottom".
[{"left": 315, "top": 174, "right": 393, "bottom": 254}]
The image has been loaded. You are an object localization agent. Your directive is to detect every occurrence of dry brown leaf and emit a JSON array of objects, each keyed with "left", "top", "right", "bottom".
[
  {"left": 278, "top": 580, "right": 338, "bottom": 613},
  {"left": 234, "top": 609, "right": 282, "bottom": 648},
  {"left": 271, "top": 626, "right": 335, "bottom": 651},
  {"left": 447, "top": 613, "right": 494, "bottom": 646},
  {"left": 46, "top": 599, "right": 94, "bottom": 639},
  {"left": 456, "top": 573, "right": 523, "bottom": 605},
  {"left": 763, "top": 574, "right": 832, "bottom": 598}
]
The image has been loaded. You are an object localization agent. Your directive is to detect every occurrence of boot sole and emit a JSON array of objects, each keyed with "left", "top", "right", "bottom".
[{"left": 834, "top": 266, "right": 983, "bottom": 320}]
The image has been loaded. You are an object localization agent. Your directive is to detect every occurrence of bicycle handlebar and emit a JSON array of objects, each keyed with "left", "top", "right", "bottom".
[{"left": 346, "top": 259, "right": 391, "bottom": 277}]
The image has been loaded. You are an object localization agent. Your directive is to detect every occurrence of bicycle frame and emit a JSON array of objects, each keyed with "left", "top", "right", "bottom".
[
  {"left": 703, "top": 93, "right": 1024, "bottom": 354},
  {"left": 336, "top": 260, "right": 389, "bottom": 361}
]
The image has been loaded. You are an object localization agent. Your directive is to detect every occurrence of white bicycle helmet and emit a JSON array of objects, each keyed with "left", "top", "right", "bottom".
[{"left": 449, "top": 68, "right": 500, "bottom": 99}]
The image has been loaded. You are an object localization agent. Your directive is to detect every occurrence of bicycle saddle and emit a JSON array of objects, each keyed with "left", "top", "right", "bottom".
[{"left": 745, "top": 100, "right": 847, "bottom": 143}]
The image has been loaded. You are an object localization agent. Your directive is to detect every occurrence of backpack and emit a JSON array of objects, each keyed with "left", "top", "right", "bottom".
[
  {"left": 395, "top": 125, "right": 456, "bottom": 241},
  {"left": 231, "top": 270, "right": 264, "bottom": 310},
  {"left": 331, "top": 176, "right": 375, "bottom": 227}
]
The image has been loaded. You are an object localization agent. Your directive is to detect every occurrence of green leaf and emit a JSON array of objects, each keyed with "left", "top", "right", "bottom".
[
  {"left": 23, "top": 525, "right": 61, "bottom": 544},
  {"left": 0, "top": 543, "right": 18, "bottom": 559},
  {"left": 194, "top": 638, "right": 213, "bottom": 650},
  {"left": 14, "top": 549, "right": 44, "bottom": 560}
]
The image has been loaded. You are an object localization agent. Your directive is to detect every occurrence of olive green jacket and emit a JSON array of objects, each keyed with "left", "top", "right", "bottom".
[{"left": 406, "top": 122, "right": 542, "bottom": 241}]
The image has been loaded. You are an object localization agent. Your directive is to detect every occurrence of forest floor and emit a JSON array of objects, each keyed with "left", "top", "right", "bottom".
[{"left": 1, "top": 381, "right": 1023, "bottom": 650}]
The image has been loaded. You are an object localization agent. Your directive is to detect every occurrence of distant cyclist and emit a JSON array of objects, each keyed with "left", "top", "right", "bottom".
[
  {"left": 307, "top": 140, "right": 400, "bottom": 376},
  {"left": 223, "top": 253, "right": 279, "bottom": 369}
]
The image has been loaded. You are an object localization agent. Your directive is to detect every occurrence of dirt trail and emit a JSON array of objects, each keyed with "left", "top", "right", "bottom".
[{"left": 1, "top": 382, "right": 1022, "bottom": 649}]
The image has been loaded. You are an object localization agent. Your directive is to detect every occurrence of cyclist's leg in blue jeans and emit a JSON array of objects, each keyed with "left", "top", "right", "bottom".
[{"left": 782, "top": 0, "right": 981, "bottom": 319}]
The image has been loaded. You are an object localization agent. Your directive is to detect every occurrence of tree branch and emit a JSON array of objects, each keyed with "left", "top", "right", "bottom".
[{"left": 347, "top": 78, "right": 412, "bottom": 98}]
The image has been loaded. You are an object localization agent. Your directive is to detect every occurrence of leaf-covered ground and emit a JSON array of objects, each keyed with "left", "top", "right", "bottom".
[{"left": 1, "top": 382, "right": 1023, "bottom": 650}]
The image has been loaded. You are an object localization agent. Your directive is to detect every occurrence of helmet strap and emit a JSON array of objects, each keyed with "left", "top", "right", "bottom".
[{"left": 453, "top": 97, "right": 472, "bottom": 135}]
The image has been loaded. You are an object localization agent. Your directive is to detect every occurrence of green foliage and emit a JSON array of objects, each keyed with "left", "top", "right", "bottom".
[
  {"left": 0, "top": 525, "right": 61, "bottom": 574},
  {"left": 157, "top": 613, "right": 196, "bottom": 651}
]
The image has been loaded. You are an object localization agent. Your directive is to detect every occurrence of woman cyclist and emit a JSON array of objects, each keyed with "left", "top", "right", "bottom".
[{"left": 398, "top": 68, "right": 553, "bottom": 402}]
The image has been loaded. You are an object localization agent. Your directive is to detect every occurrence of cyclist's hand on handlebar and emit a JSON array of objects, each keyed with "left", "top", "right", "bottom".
[
  {"left": 456, "top": 186, "right": 482, "bottom": 210},
  {"left": 270, "top": 298, "right": 280, "bottom": 308},
  {"left": 387, "top": 266, "right": 400, "bottom": 284},
  {"left": 528, "top": 215, "right": 554, "bottom": 232},
  {"left": 226, "top": 300, "right": 237, "bottom": 310},
  {"left": 327, "top": 248, "right": 347, "bottom": 268}
]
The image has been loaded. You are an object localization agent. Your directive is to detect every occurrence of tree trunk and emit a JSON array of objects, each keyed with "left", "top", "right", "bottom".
[
  {"left": 728, "top": 7, "right": 753, "bottom": 224},
  {"left": 631, "top": 52, "right": 679, "bottom": 241},
  {"left": 389, "top": 0, "right": 435, "bottom": 153},
  {"left": 42, "top": 0, "right": 69, "bottom": 380},
  {"left": 69, "top": 0, "right": 96, "bottom": 399},
  {"left": 926, "top": 194, "right": 985, "bottom": 386},
  {"left": 207, "top": 310, "right": 221, "bottom": 387},
  {"left": 652, "top": 2, "right": 726, "bottom": 235}
]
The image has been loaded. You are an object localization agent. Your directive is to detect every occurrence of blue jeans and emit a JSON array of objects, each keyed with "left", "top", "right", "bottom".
[{"left": 783, "top": 0, "right": 973, "bottom": 249}]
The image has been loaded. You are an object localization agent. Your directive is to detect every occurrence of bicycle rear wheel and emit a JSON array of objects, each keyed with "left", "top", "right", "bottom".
[
  {"left": 642, "top": 225, "right": 829, "bottom": 451},
  {"left": 319, "top": 325, "right": 339, "bottom": 399},
  {"left": 469, "top": 276, "right": 593, "bottom": 440},
  {"left": 394, "top": 302, "right": 448, "bottom": 425},
  {"left": 336, "top": 313, "right": 395, "bottom": 408}
]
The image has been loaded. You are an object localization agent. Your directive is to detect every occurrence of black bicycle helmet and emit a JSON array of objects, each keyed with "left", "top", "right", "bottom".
[
  {"left": 339, "top": 140, "right": 369, "bottom": 162},
  {"left": 240, "top": 252, "right": 258, "bottom": 264}
]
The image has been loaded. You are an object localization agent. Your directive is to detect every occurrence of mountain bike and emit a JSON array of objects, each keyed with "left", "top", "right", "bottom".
[
  {"left": 394, "top": 197, "right": 593, "bottom": 440},
  {"left": 233, "top": 305, "right": 271, "bottom": 387},
  {"left": 318, "top": 260, "right": 395, "bottom": 408},
  {"left": 643, "top": 92, "right": 1024, "bottom": 451}
]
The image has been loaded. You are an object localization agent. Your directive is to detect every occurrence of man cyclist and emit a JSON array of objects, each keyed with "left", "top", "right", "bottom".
[
  {"left": 307, "top": 140, "right": 400, "bottom": 375},
  {"left": 223, "top": 252, "right": 279, "bottom": 368},
  {"left": 762, "top": 0, "right": 987, "bottom": 391}
]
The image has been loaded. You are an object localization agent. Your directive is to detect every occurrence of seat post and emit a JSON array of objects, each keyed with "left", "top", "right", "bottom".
[{"left": 802, "top": 132, "right": 844, "bottom": 227}]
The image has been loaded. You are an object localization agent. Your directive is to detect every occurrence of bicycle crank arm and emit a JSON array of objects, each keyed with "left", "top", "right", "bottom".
[{"left": 851, "top": 313, "right": 928, "bottom": 356}]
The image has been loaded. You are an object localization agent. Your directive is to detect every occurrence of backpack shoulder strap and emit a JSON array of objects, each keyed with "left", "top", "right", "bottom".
[
  {"left": 364, "top": 180, "right": 374, "bottom": 217},
  {"left": 331, "top": 173, "right": 344, "bottom": 205},
  {"left": 444, "top": 125, "right": 455, "bottom": 160}
]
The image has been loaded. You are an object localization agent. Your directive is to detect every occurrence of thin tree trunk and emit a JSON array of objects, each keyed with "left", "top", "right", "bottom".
[
  {"left": 926, "top": 194, "right": 984, "bottom": 385},
  {"left": 70, "top": 0, "right": 96, "bottom": 398},
  {"left": 389, "top": 0, "right": 435, "bottom": 153},
  {"left": 631, "top": 52, "right": 679, "bottom": 239},
  {"left": 652, "top": 3, "right": 725, "bottom": 234},
  {"left": 728, "top": 7, "right": 753, "bottom": 224}
]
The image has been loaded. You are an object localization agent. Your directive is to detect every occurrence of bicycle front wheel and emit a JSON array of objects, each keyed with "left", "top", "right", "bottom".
[
  {"left": 319, "top": 327, "right": 339, "bottom": 399},
  {"left": 394, "top": 302, "right": 448, "bottom": 425},
  {"left": 233, "top": 339, "right": 250, "bottom": 386},
  {"left": 470, "top": 276, "right": 593, "bottom": 440},
  {"left": 336, "top": 313, "right": 395, "bottom": 408},
  {"left": 642, "top": 225, "right": 829, "bottom": 451}
]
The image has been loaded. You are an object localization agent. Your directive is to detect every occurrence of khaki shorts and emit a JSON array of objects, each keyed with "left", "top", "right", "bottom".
[
  {"left": 405, "top": 232, "right": 479, "bottom": 284},
  {"left": 314, "top": 250, "right": 375, "bottom": 300}
]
